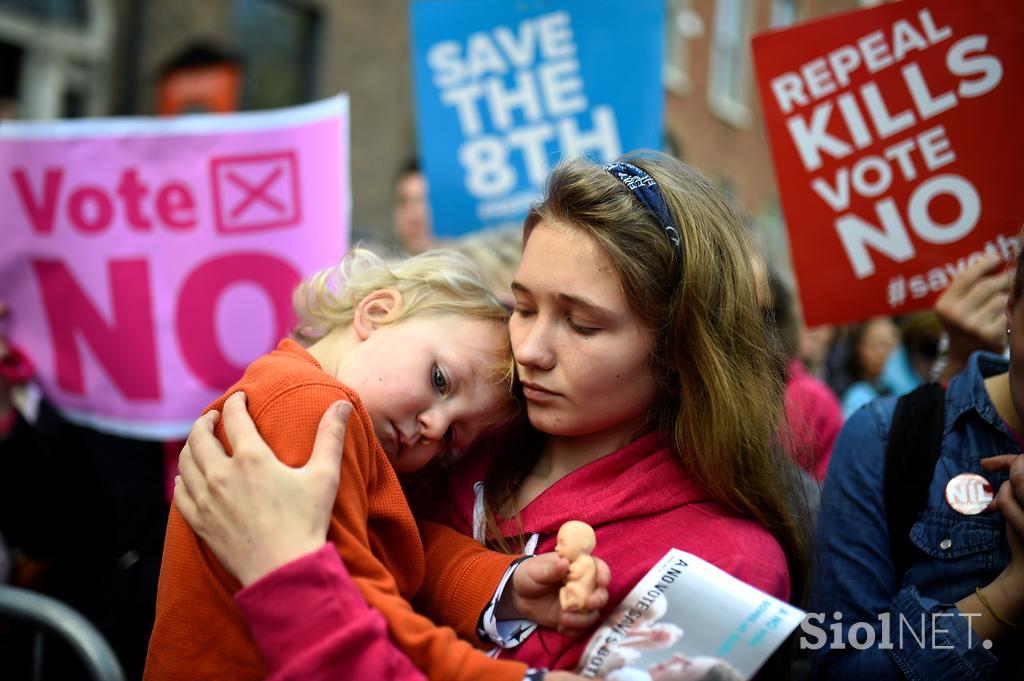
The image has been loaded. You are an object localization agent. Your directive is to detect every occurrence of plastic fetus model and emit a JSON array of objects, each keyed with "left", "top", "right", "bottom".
[{"left": 556, "top": 520, "right": 598, "bottom": 612}]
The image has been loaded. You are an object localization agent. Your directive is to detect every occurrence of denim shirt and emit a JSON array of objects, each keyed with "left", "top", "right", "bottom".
[{"left": 811, "top": 352, "right": 1016, "bottom": 681}]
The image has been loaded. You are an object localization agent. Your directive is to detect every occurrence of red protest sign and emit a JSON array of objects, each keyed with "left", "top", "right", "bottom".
[{"left": 753, "top": 0, "right": 1023, "bottom": 326}]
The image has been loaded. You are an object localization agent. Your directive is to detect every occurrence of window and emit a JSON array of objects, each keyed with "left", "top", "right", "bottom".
[
  {"left": 62, "top": 86, "right": 86, "bottom": 117},
  {"left": 0, "top": 0, "right": 111, "bottom": 119},
  {"left": 707, "top": 0, "right": 752, "bottom": 128},
  {"left": 664, "top": 0, "right": 703, "bottom": 94},
  {"left": 0, "top": 0, "right": 88, "bottom": 27},
  {"left": 235, "top": 0, "right": 319, "bottom": 110},
  {"left": 0, "top": 41, "right": 22, "bottom": 102},
  {"left": 770, "top": 0, "right": 797, "bottom": 28}
]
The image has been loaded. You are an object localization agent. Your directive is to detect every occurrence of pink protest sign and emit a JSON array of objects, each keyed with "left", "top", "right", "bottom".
[{"left": 0, "top": 96, "right": 349, "bottom": 438}]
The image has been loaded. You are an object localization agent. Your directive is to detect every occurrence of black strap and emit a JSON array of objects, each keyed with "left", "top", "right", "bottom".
[{"left": 883, "top": 382, "right": 947, "bottom": 585}]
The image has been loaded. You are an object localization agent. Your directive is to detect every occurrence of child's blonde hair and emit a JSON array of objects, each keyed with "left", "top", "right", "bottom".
[
  {"left": 453, "top": 225, "right": 522, "bottom": 303},
  {"left": 292, "top": 248, "right": 514, "bottom": 385}
]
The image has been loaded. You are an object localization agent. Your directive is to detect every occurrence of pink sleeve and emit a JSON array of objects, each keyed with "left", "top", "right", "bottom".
[
  {"left": 234, "top": 543, "right": 427, "bottom": 681},
  {"left": 811, "top": 386, "right": 843, "bottom": 482}
]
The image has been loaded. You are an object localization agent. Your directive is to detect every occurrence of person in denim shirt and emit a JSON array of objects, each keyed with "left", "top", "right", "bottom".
[
  {"left": 811, "top": 332, "right": 1024, "bottom": 681},
  {"left": 812, "top": 347, "right": 1024, "bottom": 679}
]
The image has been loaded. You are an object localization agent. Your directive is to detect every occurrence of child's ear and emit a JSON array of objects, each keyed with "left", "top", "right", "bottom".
[{"left": 353, "top": 289, "right": 404, "bottom": 340}]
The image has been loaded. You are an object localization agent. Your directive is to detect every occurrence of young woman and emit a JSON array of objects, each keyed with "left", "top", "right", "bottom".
[{"left": 178, "top": 153, "right": 812, "bottom": 675}]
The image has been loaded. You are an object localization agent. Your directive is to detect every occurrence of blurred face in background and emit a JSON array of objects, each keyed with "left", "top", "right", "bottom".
[
  {"left": 857, "top": 316, "right": 900, "bottom": 381},
  {"left": 798, "top": 324, "right": 835, "bottom": 373},
  {"left": 393, "top": 171, "right": 433, "bottom": 254}
]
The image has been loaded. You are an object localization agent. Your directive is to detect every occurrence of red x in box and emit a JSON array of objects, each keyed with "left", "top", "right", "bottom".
[{"left": 209, "top": 150, "right": 302, "bottom": 233}]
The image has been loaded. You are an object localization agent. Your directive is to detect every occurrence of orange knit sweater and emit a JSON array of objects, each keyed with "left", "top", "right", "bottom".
[{"left": 144, "top": 340, "right": 527, "bottom": 681}]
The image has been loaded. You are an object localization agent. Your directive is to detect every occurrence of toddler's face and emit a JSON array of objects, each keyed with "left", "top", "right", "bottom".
[{"left": 337, "top": 314, "right": 512, "bottom": 472}]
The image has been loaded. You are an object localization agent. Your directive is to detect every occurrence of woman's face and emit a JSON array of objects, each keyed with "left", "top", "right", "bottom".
[
  {"left": 798, "top": 324, "right": 834, "bottom": 369},
  {"left": 857, "top": 317, "right": 899, "bottom": 380},
  {"left": 509, "top": 221, "right": 659, "bottom": 446}
]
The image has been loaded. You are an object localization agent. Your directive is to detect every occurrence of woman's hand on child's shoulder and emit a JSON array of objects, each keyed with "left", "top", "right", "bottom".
[{"left": 175, "top": 392, "right": 352, "bottom": 586}]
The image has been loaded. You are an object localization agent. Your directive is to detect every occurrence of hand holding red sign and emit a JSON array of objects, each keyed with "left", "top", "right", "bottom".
[
  {"left": 933, "top": 253, "right": 1009, "bottom": 381},
  {"left": 753, "top": 0, "right": 1023, "bottom": 325}
]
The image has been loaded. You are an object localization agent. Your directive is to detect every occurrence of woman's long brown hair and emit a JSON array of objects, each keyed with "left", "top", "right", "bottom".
[{"left": 483, "top": 153, "right": 812, "bottom": 602}]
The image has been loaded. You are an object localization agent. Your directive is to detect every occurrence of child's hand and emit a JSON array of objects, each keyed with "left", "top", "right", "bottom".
[
  {"left": 506, "top": 551, "right": 611, "bottom": 636},
  {"left": 174, "top": 393, "right": 352, "bottom": 586}
]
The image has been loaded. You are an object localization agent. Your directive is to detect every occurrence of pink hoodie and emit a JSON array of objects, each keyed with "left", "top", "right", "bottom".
[
  {"left": 784, "top": 359, "right": 842, "bottom": 482},
  {"left": 434, "top": 431, "right": 791, "bottom": 671}
]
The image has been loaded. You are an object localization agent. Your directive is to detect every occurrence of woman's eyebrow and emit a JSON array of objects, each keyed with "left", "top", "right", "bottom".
[
  {"left": 511, "top": 280, "right": 613, "bottom": 317},
  {"left": 556, "top": 293, "right": 613, "bottom": 318}
]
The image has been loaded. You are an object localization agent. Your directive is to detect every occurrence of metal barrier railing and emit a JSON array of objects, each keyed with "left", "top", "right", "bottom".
[{"left": 0, "top": 585, "right": 126, "bottom": 681}]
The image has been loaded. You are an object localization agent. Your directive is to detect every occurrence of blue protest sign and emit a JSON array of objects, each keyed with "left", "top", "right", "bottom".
[{"left": 410, "top": 0, "right": 665, "bottom": 236}]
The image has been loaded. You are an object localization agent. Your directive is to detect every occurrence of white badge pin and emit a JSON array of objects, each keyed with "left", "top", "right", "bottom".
[{"left": 944, "top": 473, "right": 994, "bottom": 515}]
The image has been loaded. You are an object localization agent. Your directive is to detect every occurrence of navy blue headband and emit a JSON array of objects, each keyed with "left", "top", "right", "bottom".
[{"left": 603, "top": 162, "right": 683, "bottom": 267}]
